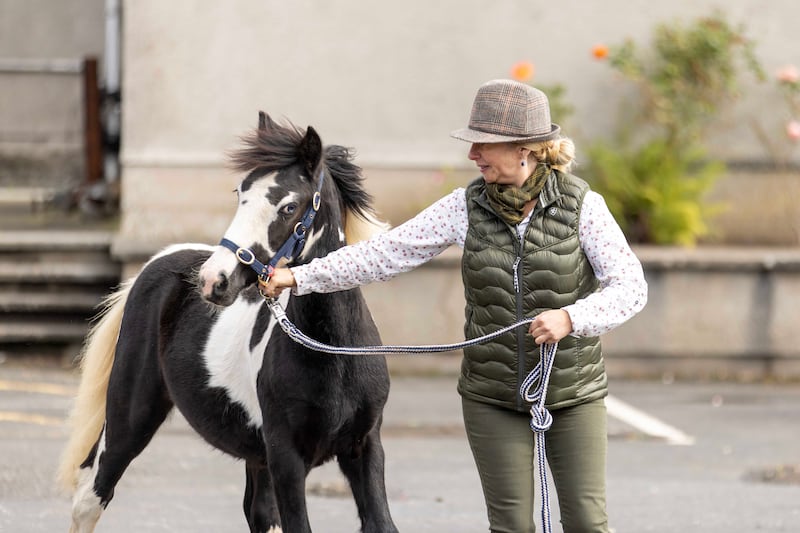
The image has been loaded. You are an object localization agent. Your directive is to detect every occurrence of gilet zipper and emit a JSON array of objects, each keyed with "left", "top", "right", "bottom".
[{"left": 512, "top": 240, "right": 525, "bottom": 410}]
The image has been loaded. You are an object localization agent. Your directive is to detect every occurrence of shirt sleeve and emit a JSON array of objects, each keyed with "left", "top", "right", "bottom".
[
  {"left": 562, "top": 191, "right": 648, "bottom": 337},
  {"left": 291, "top": 188, "right": 469, "bottom": 295}
]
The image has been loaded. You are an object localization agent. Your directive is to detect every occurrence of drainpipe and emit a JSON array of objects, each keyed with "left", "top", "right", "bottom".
[{"left": 103, "top": 0, "right": 122, "bottom": 184}]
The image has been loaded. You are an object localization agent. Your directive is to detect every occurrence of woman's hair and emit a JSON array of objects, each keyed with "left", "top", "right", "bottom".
[{"left": 521, "top": 137, "right": 576, "bottom": 172}]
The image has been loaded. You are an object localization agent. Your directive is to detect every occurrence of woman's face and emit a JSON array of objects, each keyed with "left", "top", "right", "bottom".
[{"left": 468, "top": 142, "right": 527, "bottom": 186}]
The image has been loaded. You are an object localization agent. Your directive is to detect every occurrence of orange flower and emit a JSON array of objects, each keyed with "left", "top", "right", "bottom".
[
  {"left": 510, "top": 61, "right": 535, "bottom": 82},
  {"left": 592, "top": 44, "right": 609, "bottom": 60}
]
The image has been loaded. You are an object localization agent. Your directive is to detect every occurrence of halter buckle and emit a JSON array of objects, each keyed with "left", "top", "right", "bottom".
[
  {"left": 293, "top": 222, "right": 307, "bottom": 238},
  {"left": 235, "top": 247, "right": 255, "bottom": 265}
]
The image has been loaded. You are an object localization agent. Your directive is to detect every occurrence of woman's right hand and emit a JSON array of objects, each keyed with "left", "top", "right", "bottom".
[
  {"left": 528, "top": 309, "right": 573, "bottom": 345},
  {"left": 259, "top": 268, "right": 296, "bottom": 298}
]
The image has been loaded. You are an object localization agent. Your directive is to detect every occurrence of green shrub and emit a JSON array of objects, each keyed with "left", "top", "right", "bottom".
[
  {"left": 585, "top": 12, "right": 764, "bottom": 245},
  {"left": 586, "top": 139, "right": 724, "bottom": 245}
]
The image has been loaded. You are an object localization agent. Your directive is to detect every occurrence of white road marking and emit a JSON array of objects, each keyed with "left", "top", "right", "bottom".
[{"left": 606, "top": 394, "right": 695, "bottom": 446}]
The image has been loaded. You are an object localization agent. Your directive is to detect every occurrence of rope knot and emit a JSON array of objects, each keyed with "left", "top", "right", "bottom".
[{"left": 529, "top": 405, "right": 553, "bottom": 433}]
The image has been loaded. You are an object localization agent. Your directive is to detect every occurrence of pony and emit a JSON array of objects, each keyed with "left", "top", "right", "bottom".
[{"left": 58, "top": 113, "right": 399, "bottom": 533}]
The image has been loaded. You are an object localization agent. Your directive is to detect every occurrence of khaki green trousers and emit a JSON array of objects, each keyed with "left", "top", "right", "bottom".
[{"left": 462, "top": 396, "right": 609, "bottom": 533}]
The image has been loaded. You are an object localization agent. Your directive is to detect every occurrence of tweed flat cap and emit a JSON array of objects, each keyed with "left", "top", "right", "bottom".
[{"left": 450, "top": 79, "right": 560, "bottom": 143}]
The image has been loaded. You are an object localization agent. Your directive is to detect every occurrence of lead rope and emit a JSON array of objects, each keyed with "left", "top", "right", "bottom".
[
  {"left": 519, "top": 341, "right": 558, "bottom": 533},
  {"left": 265, "top": 298, "right": 540, "bottom": 354},
  {"left": 264, "top": 297, "right": 558, "bottom": 531}
]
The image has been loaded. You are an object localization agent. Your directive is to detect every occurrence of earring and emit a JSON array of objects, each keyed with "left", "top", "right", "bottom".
[{"left": 521, "top": 160, "right": 526, "bottom": 167}]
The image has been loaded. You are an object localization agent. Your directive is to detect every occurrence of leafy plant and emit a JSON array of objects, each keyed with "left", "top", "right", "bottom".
[
  {"left": 585, "top": 12, "right": 764, "bottom": 245},
  {"left": 587, "top": 139, "right": 724, "bottom": 245}
]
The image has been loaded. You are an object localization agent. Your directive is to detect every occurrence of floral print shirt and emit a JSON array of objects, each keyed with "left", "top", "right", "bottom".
[{"left": 291, "top": 188, "right": 648, "bottom": 338}]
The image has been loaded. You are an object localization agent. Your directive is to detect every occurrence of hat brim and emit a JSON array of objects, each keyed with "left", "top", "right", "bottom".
[{"left": 450, "top": 123, "right": 561, "bottom": 144}]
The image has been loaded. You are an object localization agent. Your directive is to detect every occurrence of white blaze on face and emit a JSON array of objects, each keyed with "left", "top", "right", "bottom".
[{"left": 198, "top": 173, "right": 288, "bottom": 294}]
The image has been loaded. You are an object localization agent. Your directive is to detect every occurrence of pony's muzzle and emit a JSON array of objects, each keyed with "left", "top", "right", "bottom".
[{"left": 199, "top": 270, "right": 230, "bottom": 305}]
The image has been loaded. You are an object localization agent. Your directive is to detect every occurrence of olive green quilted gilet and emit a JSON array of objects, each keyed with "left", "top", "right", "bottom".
[{"left": 458, "top": 170, "right": 607, "bottom": 411}]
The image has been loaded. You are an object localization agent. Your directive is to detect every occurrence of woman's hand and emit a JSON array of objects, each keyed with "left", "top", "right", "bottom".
[
  {"left": 528, "top": 310, "right": 573, "bottom": 345},
  {"left": 259, "top": 268, "right": 297, "bottom": 298}
]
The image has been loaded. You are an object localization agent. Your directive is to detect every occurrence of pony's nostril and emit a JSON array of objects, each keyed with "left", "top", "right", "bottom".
[{"left": 216, "top": 273, "right": 229, "bottom": 293}]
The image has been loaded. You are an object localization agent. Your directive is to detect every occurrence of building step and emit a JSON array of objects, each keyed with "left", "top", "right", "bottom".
[
  {"left": 0, "top": 319, "right": 90, "bottom": 344},
  {"left": 0, "top": 260, "right": 120, "bottom": 284},
  {"left": 0, "top": 289, "right": 106, "bottom": 313},
  {"left": 0, "top": 230, "right": 113, "bottom": 252},
  {"left": 0, "top": 187, "right": 56, "bottom": 207},
  {"left": 0, "top": 229, "right": 121, "bottom": 354}
]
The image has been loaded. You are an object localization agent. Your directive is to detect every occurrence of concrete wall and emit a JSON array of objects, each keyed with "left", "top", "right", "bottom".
[
  {"left": 12, "top": 1, "right": 794, "bottom": 378},
  {"left": 0, "top": 0, "right": 105, "bottom": 187},
  {"left": 360, "top": 246, "right": 800, "bottom": 381},
  {"left": 117, "top": 243, "right": 800, "bottom": 381},
  {"left": 704, "top": 168, "right": 800, "bottom": 246},
  {"left": 114, "top": 0, "right": 800, "bottom": 257},
  {"left": 603, "top": 247, "right": 800, "bottom": 380}
]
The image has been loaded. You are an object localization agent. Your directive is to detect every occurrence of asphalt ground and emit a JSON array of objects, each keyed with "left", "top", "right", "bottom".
[{"left": 1, "top": 358, "right": 799, "bottom": 532}]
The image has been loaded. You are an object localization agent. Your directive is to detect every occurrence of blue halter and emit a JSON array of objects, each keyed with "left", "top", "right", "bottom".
[{"left": 219, "top": 170, "right": 325, "bottom": 283}]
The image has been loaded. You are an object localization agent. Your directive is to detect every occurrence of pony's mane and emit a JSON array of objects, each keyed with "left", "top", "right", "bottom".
[
  {"left": 228, "top": 118, "right": 305, "bottom": 175},
  {"left": 229, "top": 117, "right": 389, "bottom": 244},
  {"left": 323, "top": 144, "right": 390, "bottom": 243}
]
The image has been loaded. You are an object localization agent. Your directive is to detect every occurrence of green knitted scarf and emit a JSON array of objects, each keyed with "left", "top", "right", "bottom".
[{"left": 484, "top": 164, "right": 550, "bottom": 225}]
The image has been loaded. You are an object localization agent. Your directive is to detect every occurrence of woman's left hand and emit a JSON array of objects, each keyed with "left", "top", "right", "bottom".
[
  {"left": 528, "top": 310, "right": 573, "bottom": 345},
  {"left": 258, "top": 267, "right": 296, "bottom": 298}
]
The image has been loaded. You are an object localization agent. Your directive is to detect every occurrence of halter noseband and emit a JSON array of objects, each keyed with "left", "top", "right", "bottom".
[{"left": 219, "top": 169, "right": 325, "bottom": 283}]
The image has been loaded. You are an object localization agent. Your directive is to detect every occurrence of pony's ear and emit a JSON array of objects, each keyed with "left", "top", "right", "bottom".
[
  {"left": 258, "top": 111, "right": 268, "bottom": 131},
  {"left": 298, "top": 126, "right": 323, "bottom": 179}
]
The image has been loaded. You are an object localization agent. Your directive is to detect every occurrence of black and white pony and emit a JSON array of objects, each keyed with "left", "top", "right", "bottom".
[{"left": 58, "top": 113, "right": 399, "bottom": 533}]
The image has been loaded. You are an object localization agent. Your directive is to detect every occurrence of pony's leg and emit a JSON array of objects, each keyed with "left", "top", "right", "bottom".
[
  {"left": 263, "top": 430, "right": 312, "bottom": 533},
  {"left": 337, "top": 431, "right": 399, "bottom": 533},
  {"left": 69, "top": 455, "right": 103, "bottom": 533},
  {"left": 70, "top": 372, "right": 173, "bottom": 533},
  {"left": 243, "top": 462, "right": 282, "bottom": 533}
]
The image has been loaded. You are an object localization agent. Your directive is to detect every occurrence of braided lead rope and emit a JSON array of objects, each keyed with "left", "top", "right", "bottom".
[
  {"left": 265, "top": 298, "right": 558, "bottom": 531},
  {"left": 265, "top": 298, "right": 538, "bottom": 354},
  {"left": 519, "top": 341, "right": 559, "bottom": 533}
]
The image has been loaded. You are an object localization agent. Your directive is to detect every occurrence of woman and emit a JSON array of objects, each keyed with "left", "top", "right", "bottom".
[{"left": 263, "top": 79, "right": 647, "bottom": 532}]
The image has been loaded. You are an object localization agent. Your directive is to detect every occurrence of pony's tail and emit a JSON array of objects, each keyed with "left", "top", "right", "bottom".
[{"left": 56, "top": 277, "right": 136, "bottom": 493}]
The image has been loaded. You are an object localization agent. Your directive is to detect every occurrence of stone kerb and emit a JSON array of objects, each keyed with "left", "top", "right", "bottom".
[{"left": 604, "top": 246, "right": 800, "bottom": 380}]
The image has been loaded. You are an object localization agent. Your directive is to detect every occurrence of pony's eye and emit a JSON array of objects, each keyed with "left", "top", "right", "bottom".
[{"left": 281, "top": 203, "right": 298, "bottom": 216}]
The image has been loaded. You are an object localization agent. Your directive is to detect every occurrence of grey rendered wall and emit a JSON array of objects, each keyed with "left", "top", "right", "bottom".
[
  {"left": 0, "top": 0, "right": 105, "bottom": 187},
  {"left": 115, "top": 0, "right": 800, "bottom": 255}
]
